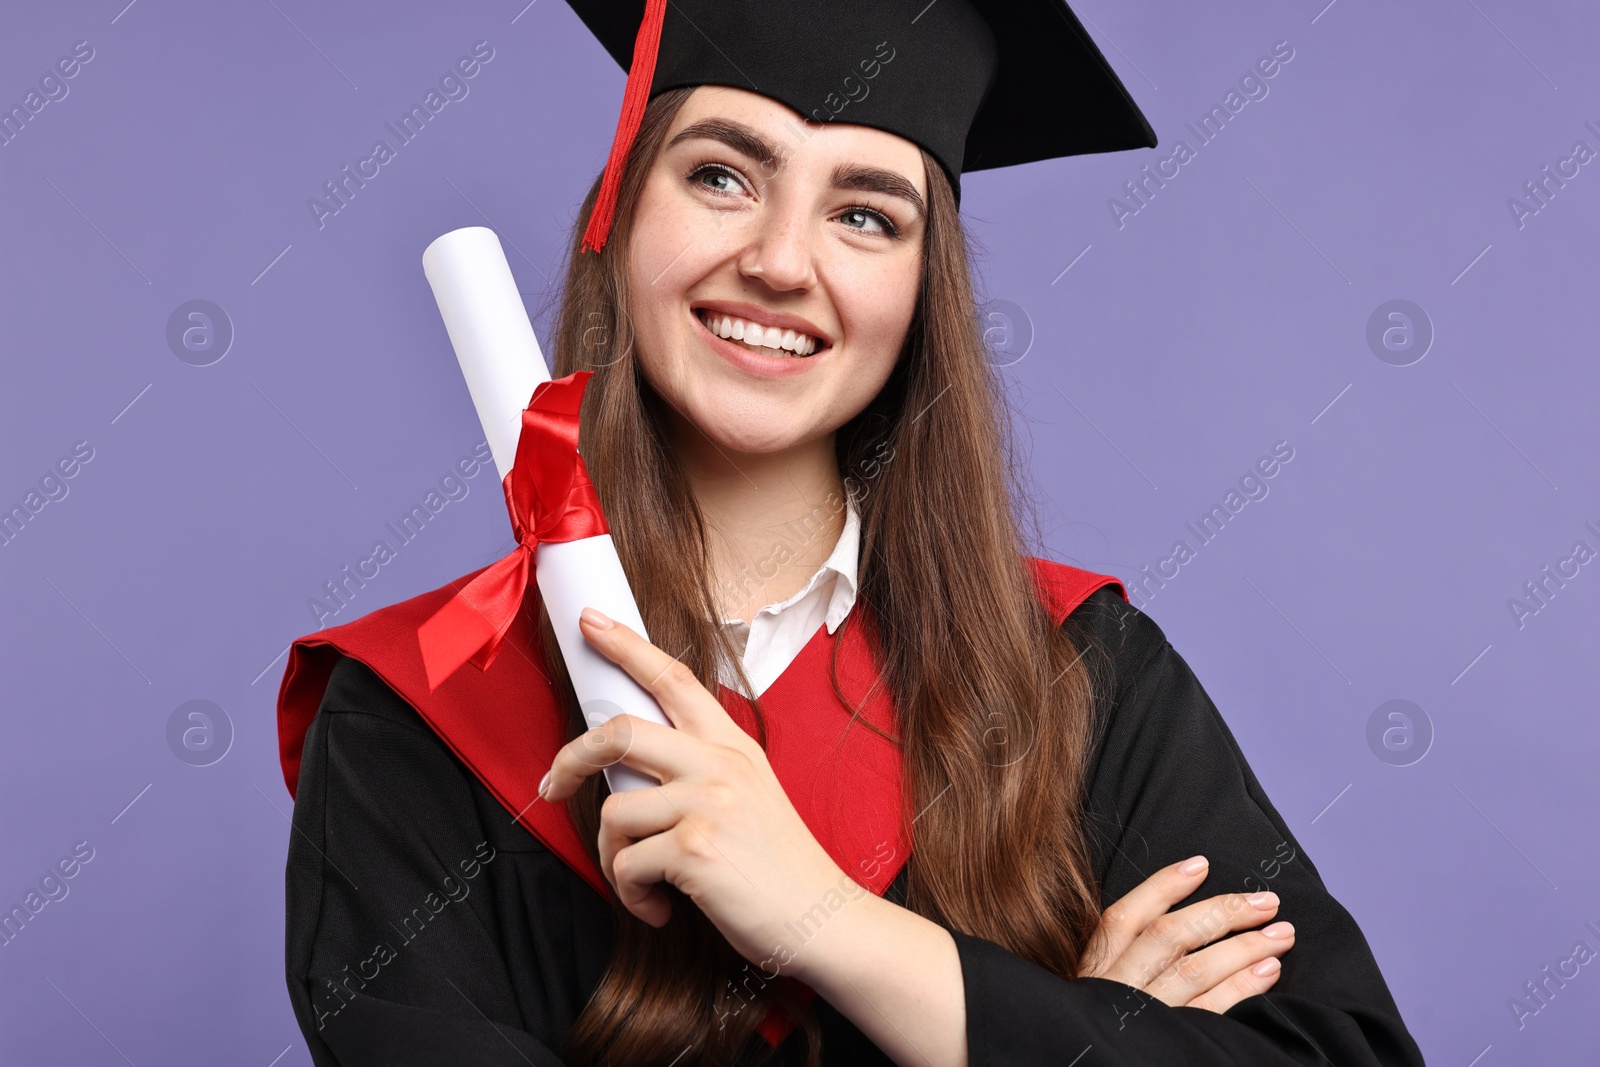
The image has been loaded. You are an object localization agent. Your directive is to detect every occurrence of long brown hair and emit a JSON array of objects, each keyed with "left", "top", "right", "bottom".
[{"left": 536, "top": 86, "right": 1110, "bottom": 1066}]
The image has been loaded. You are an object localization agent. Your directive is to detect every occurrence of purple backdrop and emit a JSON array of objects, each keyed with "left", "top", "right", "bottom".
[{"left": 2, "top": 0, "right": 1595, "bottom": 1063}]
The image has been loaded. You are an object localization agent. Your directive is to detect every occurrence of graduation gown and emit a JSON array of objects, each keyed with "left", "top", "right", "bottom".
[{"left": 277, "top": 558, "right": 1425, "bottom": 1065}]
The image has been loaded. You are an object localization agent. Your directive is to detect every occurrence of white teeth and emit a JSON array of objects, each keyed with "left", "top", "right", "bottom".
[{"left": 697, "top": 310, "right": 819, "bottom": 356}]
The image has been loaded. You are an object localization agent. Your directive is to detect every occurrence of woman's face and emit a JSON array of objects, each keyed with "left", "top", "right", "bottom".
[{"left": 624, "top": 86, "right": 927, "bottom": 458}]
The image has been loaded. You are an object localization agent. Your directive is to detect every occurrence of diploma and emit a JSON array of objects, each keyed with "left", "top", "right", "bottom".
[{"left": 421, "top": 225, "right": 669, "bottom": 794}]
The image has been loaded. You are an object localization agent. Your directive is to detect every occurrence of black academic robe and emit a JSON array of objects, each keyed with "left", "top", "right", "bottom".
[{"left": 283, "top": 585, "right": 1426, "bottom": 1065}]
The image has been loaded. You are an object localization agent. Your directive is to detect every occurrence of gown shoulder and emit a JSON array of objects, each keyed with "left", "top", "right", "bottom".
[
  {"left": 284, "top": 655, "right": 614, "bottom": 1066},
  {"left": 948, "top": 586, "right": 1427, "bottom": 1065}
]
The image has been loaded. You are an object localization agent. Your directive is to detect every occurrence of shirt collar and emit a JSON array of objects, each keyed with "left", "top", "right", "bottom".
[
  {"left": 719, "top": 494, "right": 861, "bottom": 634},
  {"left": 820, "top": 494, "right": 860, "bottom": 633}
]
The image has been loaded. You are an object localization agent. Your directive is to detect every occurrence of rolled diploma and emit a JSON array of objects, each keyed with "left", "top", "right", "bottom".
[{"left": 422, "top": 225, "right": 668, "bottom": 794}]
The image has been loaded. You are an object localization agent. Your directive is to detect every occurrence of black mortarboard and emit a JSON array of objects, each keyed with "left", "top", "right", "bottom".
[{"left": 565, "top": 0, "right": 1158, "bottom": 252}]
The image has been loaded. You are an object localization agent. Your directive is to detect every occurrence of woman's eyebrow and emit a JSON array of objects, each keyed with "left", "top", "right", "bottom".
[
  {"left": 831, "top": 164, "right": 925, "bottom": 221},
  {"left": 667, "top": 118, "right": 926, "bottom": 220},
  {"left": 666, "top": 119, "right": 778, "bottom": 167}
]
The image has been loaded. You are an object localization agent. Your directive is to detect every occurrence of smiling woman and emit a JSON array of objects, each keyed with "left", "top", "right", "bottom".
[
  {"left": 276, "top": 1, "right": 1427, "bottom": 1065},
  {"left": 622, "top": 86, "right": 925, "bottom": 453}
]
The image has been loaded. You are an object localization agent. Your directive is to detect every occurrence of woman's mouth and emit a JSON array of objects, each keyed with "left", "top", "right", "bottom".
[{"left": 693, "top": 308, "right": 821, "bottom": 358}]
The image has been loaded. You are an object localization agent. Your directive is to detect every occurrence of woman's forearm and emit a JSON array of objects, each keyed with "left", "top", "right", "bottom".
[{"left": 788, "top": 892, "right": 968, "bottom": 1067}]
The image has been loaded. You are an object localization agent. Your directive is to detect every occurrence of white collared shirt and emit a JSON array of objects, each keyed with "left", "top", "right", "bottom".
[{"left": 715, "top": 496, "right": 860, "bottom": 699}]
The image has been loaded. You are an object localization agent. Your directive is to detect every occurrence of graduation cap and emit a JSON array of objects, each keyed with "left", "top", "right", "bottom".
[{"left": 565, "top": 0, "right": 1158, "bottom": 252}]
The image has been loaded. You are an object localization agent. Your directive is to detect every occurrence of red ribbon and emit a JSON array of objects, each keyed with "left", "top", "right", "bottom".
[{"left": 417, "top": 371, "right": 609, "bottom": 690}]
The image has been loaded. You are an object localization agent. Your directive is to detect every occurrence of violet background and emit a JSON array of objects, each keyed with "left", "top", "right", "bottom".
[{"left": 2, "top": 0, "right": 1596, "bottom": 1063}]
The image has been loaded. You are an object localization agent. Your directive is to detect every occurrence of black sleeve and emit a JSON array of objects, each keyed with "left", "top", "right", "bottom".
[
  {"left": 284, "top": 655, "right": 616, "bottom": 1067},
  {"left": 951, "top": 588, "right": 1427, "bottom": 1066}
]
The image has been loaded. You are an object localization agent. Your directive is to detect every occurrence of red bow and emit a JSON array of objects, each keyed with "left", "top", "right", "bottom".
[{"left": 417, "top": 371, "right": 609, "bottom": 690}]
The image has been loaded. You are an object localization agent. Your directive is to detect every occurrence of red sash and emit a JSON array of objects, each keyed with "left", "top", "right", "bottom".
[{"left": 276, "top": 556, "right": 1125, "bottom": 1047}]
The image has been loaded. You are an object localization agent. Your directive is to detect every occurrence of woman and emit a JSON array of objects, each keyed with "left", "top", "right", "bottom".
[{"left": 277, "top": 1, "right": 1426, "bottom": 1064}]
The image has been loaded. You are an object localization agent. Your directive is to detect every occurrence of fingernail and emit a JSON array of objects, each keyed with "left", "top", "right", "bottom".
[
  {"left": 1262, "top": 921, "right": 1294, "bottom": 939},
  {"left": 580, "top": 607, "right": 613, "bottom": 630},
  {"left": 1251, "top": 957, "right": 1281, "bottom": 977},
  {"left": 1179, "top": 855, "right": 1209, "bottom": 875},
  {"left": 537, "top": 771, "right": 551, "bottom": 799},
  {"left": 1247, "top": 891, "right": 1278, "bottom": 909}
]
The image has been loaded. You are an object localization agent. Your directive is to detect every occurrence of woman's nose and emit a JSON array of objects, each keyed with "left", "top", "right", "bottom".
[{"left": 737, "top": 215, "right": 818, "bottom": 292}]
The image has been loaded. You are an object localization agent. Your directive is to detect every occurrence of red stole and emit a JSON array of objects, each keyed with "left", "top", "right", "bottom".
[{"left": 275, "top": 556, "right": 1125, "bottom": 1047}]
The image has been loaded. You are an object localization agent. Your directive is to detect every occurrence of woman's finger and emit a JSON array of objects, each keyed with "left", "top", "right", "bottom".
[
  {"left": 1145, "top": 922, "right": 1295, "bottom": 1007},
  {"left": 542, "top": 715, "right": 712, "bottom": 801},
  {"left": 1107, "top": 890, "right": 1282, "bottom": 992},
  {"left": 578, "top": 608, "right": 753, "bottom": 751},
  {"left": 596, "top": 786, "right": 680, "bottom": 890},
  {"left": 609, "top": 829, "right": 683, "bottom": 928},
  {"left": 1081, "top": 856, "right": 1212, "bottom": 977},
  {"left": 1183, "top": 949, "right": 1289, "bottom": 1014}
]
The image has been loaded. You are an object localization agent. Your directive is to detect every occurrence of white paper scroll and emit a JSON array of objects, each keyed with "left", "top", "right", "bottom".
[{"left": 422, "top": 225, "right": 669, "bottom": 794}]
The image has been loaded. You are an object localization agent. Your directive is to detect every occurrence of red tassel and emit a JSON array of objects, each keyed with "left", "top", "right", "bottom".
[{"left": 581, "top": 0, "right": 670, "bottom": 254}]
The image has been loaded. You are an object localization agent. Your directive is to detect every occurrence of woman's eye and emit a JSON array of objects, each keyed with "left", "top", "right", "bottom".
[
  {"left": 690, "top": 165, "right": 746, "bottom": 196},
  {"left": 838, "top": 208, "right": 895, "bottom": 236}
]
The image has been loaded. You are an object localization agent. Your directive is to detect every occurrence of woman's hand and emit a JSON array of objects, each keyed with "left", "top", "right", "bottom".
[
  {"left": 538, "top": 607, "right": 857, "bottom": 972},
  {"left": 1077, "top": 855, "right": 1296, "bottom": 1013}
]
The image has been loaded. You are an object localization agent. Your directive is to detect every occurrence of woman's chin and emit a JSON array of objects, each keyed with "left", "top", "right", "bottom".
[
  {"left": 699, "top": 422, "right": 816, "bottom": 457},
  {"left": 674, "top": 405, "right": 821, "bottom": 457},
  {"left": 648, "top": 375, "right": 834, "bottom": 457}
]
